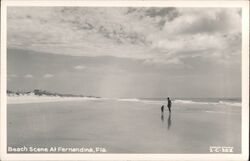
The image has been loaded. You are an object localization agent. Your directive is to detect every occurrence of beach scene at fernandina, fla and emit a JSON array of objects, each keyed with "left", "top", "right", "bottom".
[{"left": 7, "top": 7, "right": 242, "bottom": 153}]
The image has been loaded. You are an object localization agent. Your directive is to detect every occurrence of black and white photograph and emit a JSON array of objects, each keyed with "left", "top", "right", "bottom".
[{"left": 1, "top": 0, "right": 249, "bottom": 160}]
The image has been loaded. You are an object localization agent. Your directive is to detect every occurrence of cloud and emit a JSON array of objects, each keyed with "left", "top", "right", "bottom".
[
  {"left": 74, "top": 65, "right": 86, "bottom": 70},
  {"left": 24, "top": 74, "right": 33, "bottom": 79},
  {"left": 43, "top": 73, "right": 54, "bottom": 78},
  {"left": 7, "top": 74, "right": 18, "bottom": 81},
  {"left": 163, "top": 8, "right": 241, "bottom": 35},
  {"left": 7, "top": 7, "right": 241, "bottom": 66},
  {"left": 8, "top": 74, "right": 18, "bottom": 78}
]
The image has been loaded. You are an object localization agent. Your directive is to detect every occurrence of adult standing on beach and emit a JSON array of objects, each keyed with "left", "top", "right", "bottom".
[{"left": 167, "top": 97, "right": 172, "bottom": 113}]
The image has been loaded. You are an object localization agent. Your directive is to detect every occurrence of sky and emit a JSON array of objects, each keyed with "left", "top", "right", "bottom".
[{"left": 7, "top": 7, "right": 242, "bottom": 98}]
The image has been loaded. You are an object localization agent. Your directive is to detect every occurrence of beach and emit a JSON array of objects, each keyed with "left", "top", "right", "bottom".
[{"left": 7, "top": 98, "right": 241, "bottom": 153}]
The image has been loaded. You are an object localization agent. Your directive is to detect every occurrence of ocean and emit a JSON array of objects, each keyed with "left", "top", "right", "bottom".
[{"left": 115, "top": 97, "right": 241, "bottom": 107}]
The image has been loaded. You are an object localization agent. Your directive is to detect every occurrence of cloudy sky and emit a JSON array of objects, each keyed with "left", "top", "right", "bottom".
[{"left": 7, "top": 7, "right": 241, "bottom": 98}]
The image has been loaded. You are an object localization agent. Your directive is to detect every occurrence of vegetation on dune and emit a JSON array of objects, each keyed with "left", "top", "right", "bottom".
[{"left": 7, "top": 89, "right": 100, "bottom": 98}]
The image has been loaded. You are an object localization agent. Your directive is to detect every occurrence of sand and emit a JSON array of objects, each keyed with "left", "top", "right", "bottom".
[
  {"left": 7, "top": 95, "right": 100, "bottom": 104},
  {"left": 7, "top": 99, "right": 241, "bottom": 153}
]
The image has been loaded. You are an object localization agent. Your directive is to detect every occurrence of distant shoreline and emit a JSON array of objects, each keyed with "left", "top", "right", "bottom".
[
  {"left": 7, "top": 89, "right": 100, "bottom": 98},
  {"left": 7, "top": 95, "right": 97, "bottom": 104},
  {"left": 7, "top": 89, "right": 102, "bottom": 104}
]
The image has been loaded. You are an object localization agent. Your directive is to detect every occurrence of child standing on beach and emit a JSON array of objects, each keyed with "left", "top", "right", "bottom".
[{"left": 161, "top": 105, "right": 164, "bottom": 113}]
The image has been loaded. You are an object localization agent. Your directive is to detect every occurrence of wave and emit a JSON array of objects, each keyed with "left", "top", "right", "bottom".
[
  {"left": 116, "top": 98, "right": 163, "bottom": 104},
  {"left": 117, "top": 98, "right": 141, "bottom": 102},
  {"left": 115, "top": 98, "right": 241, "bottom": 107},
  {"left": 218, "top": 101, "right": 241, "bottom": 107},
  {"left": 174, "top": 100, "right": 197, "bottom": 104},
  {"left": 174, "top": 99, "right": 241, "bottom": 107}
]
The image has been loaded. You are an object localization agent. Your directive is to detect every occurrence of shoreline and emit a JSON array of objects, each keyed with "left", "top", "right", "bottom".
[
  {"left": 7, "top": 96, "right": 241, "bottom": 107},
  {"left": 7, "top": 96, "right": 101, "bottom": 104}
]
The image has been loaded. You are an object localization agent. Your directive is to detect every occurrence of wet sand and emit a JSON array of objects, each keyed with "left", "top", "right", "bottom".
[{"left": 7, "top": 100, "right": 241, "bottom": 153}]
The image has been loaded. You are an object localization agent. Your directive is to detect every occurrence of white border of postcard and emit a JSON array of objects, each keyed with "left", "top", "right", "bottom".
[{"left": 1, "top": 1, "right": 249, "bottom": 161}]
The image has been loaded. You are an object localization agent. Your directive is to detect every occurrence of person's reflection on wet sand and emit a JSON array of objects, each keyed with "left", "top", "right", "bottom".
[
  {"left": 161, "top": 113, "right": 164, "bottom": 122},
  {"left": 167, "top": 112, "right": 172, "bottom": 130}
]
